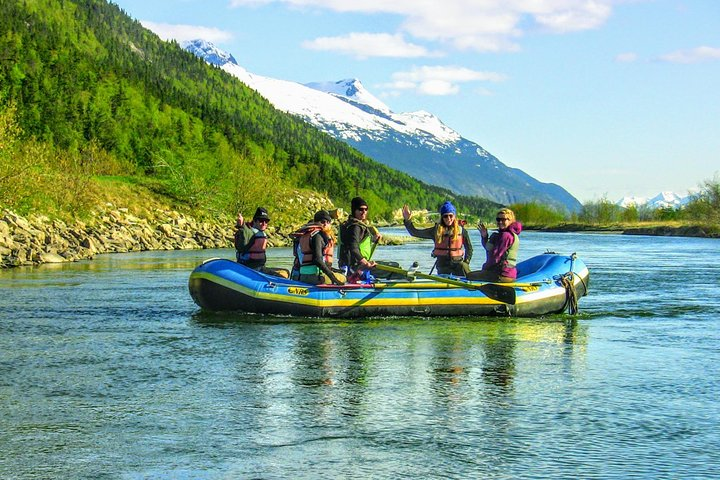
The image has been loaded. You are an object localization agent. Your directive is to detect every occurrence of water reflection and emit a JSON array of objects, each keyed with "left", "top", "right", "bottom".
[{"left": 192, "top": 316, "right": 588, "bottom": 416}]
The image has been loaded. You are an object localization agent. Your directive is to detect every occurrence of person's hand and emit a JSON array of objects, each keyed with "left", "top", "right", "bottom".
[
  {"left": 373, "top": 232, "right": 382, "bottom": 243},
  {"left": 236, "top": 212, "right": 244, "bottom": 227},
  {"left": 402, "top": 204, "right": 412, "bottom": 221},
  {"left": 477, "top": 222, "right": 487, "bottom": 237},
  {"left": 362, "top": 259, "right": 377, "bottom": 269}
]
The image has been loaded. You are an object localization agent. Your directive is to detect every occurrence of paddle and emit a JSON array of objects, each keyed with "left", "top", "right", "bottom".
[
  {"left": 368, "top": 237, "right": 379, "bottom": 261},
  {"left": 373, "top": 262, "right": 517, "bottom": 304},
  {"left": 368, "top": 226, "right": 380, "bottom": 260}
]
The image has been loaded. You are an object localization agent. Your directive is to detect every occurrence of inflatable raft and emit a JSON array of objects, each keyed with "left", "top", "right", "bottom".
[{"left": 188, "top": 252, "right": 589, "bottom": 318}]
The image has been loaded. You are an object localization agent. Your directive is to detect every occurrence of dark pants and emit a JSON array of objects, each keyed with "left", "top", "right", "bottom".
[
  {"left": 436, "top": 258, "right": 470, "bottom": 276},
  {"left": 466, "top": 269, "right": 514, "bottom": 283}
]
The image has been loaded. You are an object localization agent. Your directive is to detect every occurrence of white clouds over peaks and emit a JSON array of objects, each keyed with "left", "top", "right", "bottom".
[
  {"left": 383, "top": 66, "right": 507, "bottom": 96},
  {"left": 228, "top": 0, "right": 615, "bottom": 54},
  {"left": 302, "top": 33, "right": 437, "bottom": 59},
  {"left": 140, "top": 21, "right": 233, "bottom": 43}
]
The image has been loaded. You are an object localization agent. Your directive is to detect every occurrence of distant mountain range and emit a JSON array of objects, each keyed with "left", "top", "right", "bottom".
[
  {"left": 616, "top": 191, "right": 693, "bottom": 210},
  {"left": 183, "top": 39, "right": 582, "bottom": 213}
]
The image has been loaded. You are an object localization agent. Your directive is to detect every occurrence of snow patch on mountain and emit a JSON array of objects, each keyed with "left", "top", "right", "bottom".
[
  {"left": 305, "top": 79, "right": 391, "bottom": 115},
  {"left": 182, "top": 39, "right": 581, "bottom": 211},
  {"left": 617, "top": 191, "right": 693, "bottom": 209},
  {"left": 182, "top": 39, "right": 237, "bottom": 67},
  {"left": 181, "top": 39, "right": 461, "bottom": 146}
]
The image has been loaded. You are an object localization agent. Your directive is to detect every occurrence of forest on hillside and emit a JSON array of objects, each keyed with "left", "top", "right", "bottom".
[{"left": 0, "top": 0, "right": 499, "bottom": 221}]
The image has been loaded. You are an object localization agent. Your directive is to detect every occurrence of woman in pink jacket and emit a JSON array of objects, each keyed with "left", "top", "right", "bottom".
[{"left": 467, "top": 208, "right": 522, "bottom": 283}]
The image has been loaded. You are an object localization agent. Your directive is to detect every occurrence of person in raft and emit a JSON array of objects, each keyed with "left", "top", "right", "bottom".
[
  {"left": 467, "top": 207, "right": 522, "bottom": 283},
  {"left": 402, "top": 201, "right": 473, "bottom": 277},
  {"left": 290, "top": 210, "right": 346, "bottom": 285},
  {"left": 234, "top": 207, "right": 290, "bottom": 278},
  {"left": 338, "top": 196, "right": 382, "bottom": 281}
]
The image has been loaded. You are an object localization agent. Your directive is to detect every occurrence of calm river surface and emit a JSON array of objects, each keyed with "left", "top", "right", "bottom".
[{"left": 1, "top": 230, "right": 719, "bottom": 479}]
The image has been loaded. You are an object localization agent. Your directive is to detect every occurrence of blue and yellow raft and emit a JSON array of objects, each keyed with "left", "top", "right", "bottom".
[{"left": 188, "top": 252, "right": 589, "bottom": 318}]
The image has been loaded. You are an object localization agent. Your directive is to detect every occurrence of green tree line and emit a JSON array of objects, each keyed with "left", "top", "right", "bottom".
[
  {"left": 502, "top": 177, "right": 720, "bottom": 228},
  {"left": 0, "top": 0, "right": 500, "bottom": 221}
]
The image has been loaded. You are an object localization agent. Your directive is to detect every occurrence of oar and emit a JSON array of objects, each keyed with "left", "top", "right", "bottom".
[
  {"left": 373, "top": 263, "right": 517, "bottom": 304},
  {"left": 368, "top": 227, "right": 380, "bottom": 261}
]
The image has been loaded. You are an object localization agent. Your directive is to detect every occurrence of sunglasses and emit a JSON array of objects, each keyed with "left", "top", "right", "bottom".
[
  {"left": 496, "top": 217, "right": 508, "bottom": 222},
  {"left": 256, "top": 219, "right": 270, "bottom": 224},
  {"left": 442, "top": 213, "right": 455, "bottom": 218},
  {"left": 357, "top": 207, "right": 368, "bottom": 212}
]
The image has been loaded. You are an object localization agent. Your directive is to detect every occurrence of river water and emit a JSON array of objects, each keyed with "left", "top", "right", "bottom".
[{"left": 1, "top": 230, "right": 719, "bottom": 479}]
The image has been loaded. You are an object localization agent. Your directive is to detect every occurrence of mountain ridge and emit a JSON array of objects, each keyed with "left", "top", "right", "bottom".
[
  {"left": 183, "top": 39, "right": 582, "bottom": 212},
  {"left": 617, "top": 191, "right": 693, "bottom": 209},
  {"left": 0, "top": 0, "right": 501, "bottom": 222}
]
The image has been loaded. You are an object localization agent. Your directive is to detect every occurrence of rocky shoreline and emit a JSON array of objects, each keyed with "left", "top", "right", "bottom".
[{"left": 0, "top": 208, "right": 240, "bottom": 268}]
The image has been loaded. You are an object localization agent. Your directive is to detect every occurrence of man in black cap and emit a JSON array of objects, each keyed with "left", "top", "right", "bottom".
[
  {"left": 234, "top": 207, "right": 289, "bottom": 278},
  {"left": 290, "top": 210, "right": 346, "bottom": 285},
  {"left": 338, "top": 196, "right": 382, "bottom": 281}
]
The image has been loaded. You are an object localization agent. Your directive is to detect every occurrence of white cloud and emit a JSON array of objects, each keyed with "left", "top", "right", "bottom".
[
  {"left": 393, "top": 65, "right": 507, "bottom": 83},
  {"left": 140, "top": 21, "right": 233, "bottom": 43},
  {"left": 229, "top": 0, "right": 616, "bottom": 53},
  {"left": 658, "top": 46, "right": 720, "bottom": 64},
  {"left": 302, "top": 33, "right": 437, "bottom": 59},
  {"left": 615, "top": 52, "right": 638, "bottom": 63},
  {"left": 532, "top": 1, "right": 612, "bottom": 33},
  {"left": 417, "top": 80, "right": 459, "bottom": 96},
  {"left": 383, "top": 65, "right": 507, "bottom": 96}
]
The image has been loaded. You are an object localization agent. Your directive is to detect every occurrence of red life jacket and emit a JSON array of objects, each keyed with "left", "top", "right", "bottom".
[
  {"left": 432, "top": 224, "right": 465, "bottom": 260},
  {"left": 293, "top": 224, "right": 334, "bottom": 270},
  {"left": 239, "top": 229, "right": 268, "bottom": 262}
]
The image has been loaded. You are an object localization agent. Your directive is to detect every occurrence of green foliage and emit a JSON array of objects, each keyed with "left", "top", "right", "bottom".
[
  {"left": 682, "top": 176, "right": 720, "bottom": 224},
  {"left": 574, "top": 177, "right": 720, "bottom": 227},
  {"left": 0, "top": 0, "right": 500, "bottom": 222},
  {"left": 506, "top": 201, "right": 566, "bottom": 225},
  {"left": 0, "top": 103, "right": 96, "bottom": 216},
  {"left": 576, "top": 198, "right": 623, "bottom": 224},
  {"left": 620, "top": 203, "right": 639, "bottom": 223}
]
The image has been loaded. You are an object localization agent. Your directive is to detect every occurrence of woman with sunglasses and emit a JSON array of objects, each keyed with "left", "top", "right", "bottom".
[
  {"left": 291, "top": 210, "right": 346, "bottom": 285},
  {"left": 467, "top": 208, "right": 522, "bottom": 283},
  {"left": 234, "top": 207, "right": 289, "bottom": 278},
  {"left": 401, "top": 201, "right": 473, "bottom": 276}
]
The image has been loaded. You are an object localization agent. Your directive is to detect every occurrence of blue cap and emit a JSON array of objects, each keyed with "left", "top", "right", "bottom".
[{"left": 439, "top": 201, "right": 456, "bottom": 216}]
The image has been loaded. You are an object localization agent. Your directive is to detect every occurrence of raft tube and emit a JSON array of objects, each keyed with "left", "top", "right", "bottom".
[{"left": 188, "top": 253, "right": 589, "bottom": 318}]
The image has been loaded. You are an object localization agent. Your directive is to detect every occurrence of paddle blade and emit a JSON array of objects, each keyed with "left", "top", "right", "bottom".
[{"left": 479, "top": 283, "right": 517, "bottom": 304}]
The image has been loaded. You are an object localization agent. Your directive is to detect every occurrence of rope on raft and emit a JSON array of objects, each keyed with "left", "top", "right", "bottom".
[{"left": 560, "top": 272, "right": 579, "bottom": 315}]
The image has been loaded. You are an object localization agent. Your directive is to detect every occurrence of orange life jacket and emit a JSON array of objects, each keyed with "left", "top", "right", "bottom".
[
  {"left": 432, "top": 224, "right": 465, "bottom": 260},
  {"left": 298, "top": 227, "right": 334, "bottom": 266},
  {"left": 292, "top": 224, "right": 335, "bottom": 276}
]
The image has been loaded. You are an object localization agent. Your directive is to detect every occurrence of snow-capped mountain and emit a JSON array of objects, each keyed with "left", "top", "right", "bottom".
[
  {"left": 617, "top": 191, "right": 693, "bottom": 209},
  {"left": 183, "top": 39, "right": 581, "bottom": 212}
]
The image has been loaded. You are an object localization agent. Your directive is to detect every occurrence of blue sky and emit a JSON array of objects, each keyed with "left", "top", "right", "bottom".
[{"left": 111, "top": 0, "right": 720, "bottom": 202}]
